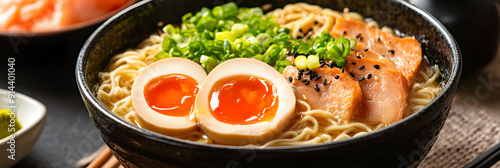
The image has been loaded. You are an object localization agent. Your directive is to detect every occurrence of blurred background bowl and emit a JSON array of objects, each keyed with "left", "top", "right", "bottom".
[
  {"left": 0, "top": 0, "right": 137, "bottom": 64},
  {"left": 0, "top": 0, "right": 137, "bottom": 97},
  {"left": 0, "top": 89, "right": 46, "bottom": 168},
  {"left": 77, "top": 0, "right": 461, "bottom": 167}
]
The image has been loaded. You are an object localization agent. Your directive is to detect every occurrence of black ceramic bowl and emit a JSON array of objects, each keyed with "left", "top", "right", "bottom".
[{"left": 76, "top": 0, "right": 461, "bottom": 167}]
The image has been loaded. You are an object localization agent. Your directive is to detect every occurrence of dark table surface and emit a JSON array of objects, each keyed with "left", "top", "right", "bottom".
[{"left": 0, "top": 26, "right": 105, "bottom": 168}]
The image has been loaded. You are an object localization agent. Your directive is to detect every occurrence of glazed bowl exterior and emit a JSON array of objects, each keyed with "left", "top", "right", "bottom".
[{"left": 76, "top": 0, "right": 462, "bottom": 167}]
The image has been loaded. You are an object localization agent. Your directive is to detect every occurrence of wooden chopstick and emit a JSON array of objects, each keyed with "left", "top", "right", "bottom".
[
  {"left": 464, "top": 142, "right": 500, "bottom": 168},
  {"left": 102, "top": 156, "right": 120, "bottom": 168},
  {"left": 86, "top": 147, "right": 122, "bottom": 168}
]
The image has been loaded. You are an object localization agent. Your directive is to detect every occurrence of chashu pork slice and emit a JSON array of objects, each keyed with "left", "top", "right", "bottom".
[
  {"left": 345, "top": 56, "right": 409, "bottom": 125},
  {"left": 282, "top": 65, "right": 362, "bottom": 123},
  {"left": 331, "top": 17, "right": 422, "bottom": 85}
]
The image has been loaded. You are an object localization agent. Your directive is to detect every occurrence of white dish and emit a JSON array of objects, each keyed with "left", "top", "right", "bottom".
[{"left": 0, "top": 89, "right": 46, "bottom": 168}]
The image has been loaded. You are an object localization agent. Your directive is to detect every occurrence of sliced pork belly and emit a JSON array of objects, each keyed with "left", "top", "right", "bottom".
[
  {"left": 331, "top": 17, "right": 422, "bottom": 84},
  {"left": 345, "top": 56, "right": 409, "bottom": 125},
  {"left": 282, "top": 66, "right": 362, "bottom": 123}
]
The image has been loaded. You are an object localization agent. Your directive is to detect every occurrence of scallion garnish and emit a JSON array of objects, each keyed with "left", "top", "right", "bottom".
[{"left": 156, "top": 3, "right": 357, "bottom": 73}]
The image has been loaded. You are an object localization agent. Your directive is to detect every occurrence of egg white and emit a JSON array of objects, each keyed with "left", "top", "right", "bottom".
[
  {"left": 195, "top": 58, "right": 296, "bottom": 145},
  {"left": 132, "top": 57, "right": 207, "bottom": 135}
]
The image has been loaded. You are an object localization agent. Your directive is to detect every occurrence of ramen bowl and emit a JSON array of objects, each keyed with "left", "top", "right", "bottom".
[{"left": 76, "top": 0, "right": 461, "bottom": 167}]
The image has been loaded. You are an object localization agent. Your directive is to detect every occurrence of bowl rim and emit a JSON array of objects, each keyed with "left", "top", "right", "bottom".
[
  {"left": 76, "top": 0, "right": 461, "bottom": 152},
  {"left": 0, "top": 89, "right": 46, "bottom": 144},
  {"left": 0, "top": 0, "right": 136, "bottom": 37}
]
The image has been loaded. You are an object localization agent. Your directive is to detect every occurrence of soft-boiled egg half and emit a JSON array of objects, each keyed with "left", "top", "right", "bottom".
[
  {"left": 132, "top": 57, "right": 207, "bottom": 135},
  {"left": 195, "top": 58, "right": 296, "bottom": 145}
]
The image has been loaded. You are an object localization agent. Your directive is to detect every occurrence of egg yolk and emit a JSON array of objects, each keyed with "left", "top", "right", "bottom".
[
  {"left": 209, "top": 75, "right": 279, "bottom": 125},
  {"left": 144, "top": 74, "right": 198, "bottom": 117}
]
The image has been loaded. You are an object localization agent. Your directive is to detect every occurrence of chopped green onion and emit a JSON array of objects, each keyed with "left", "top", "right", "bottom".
[
  {"left": 188, "top": 41, "right": 205, "bottom": 59},
  {"left": 212, "top": 6, "right": 224, "bottom": 20},
  {"left": 201, "top": 56, "right": 220, "bottom": 73},
  {"left": 274, "top": 60, "right": 292, "bottom": 73},
  {"left": 200, "top": 55, "right": 210, "bottom": 64},
  {"left": 277, "top": 27, "right": 290, "bottom": 34},
  {"left": 295, "top": 55, "right": 308, "bottom": 70},
  {"left": 155, "top": 51, "right": 169, "bottom": 59},
  {"left": 162, "top": 24, "right": 177, "bottom": 35},
  {"left": 319, "top": 31, "right": 333, "bottom": 42},
  {"left": 221, "top": 2, "right": 238, "bottom": 19},
  {"left": 157, "top": 2, "right": 358, "bottom": 74},
  {"left": 162, "top": 37, "right": 176, "bottom": 51},
  {"left": 231, "top": 23, "right": 249, "bottom": 37},
  {"left": 296, "top": 41, "right": 311, "bottom": 54},
  {"left": 253, "top": 33, "right": 271, "bottom": 45},
  {"left": 196, "top": 16, "right": 217, "bottom": 32},
  {"left": 350, "top": 39, "right": 357, "bottom": 50},
  {"left": 215, "top": 31, "right": 236, "bottom": 43},
  {"left": 336, "top": 57, "right": 347, "bottom": 67},
  {"left": 182, "top": 13, "right": 193, "bottom": 23},
  {"left": 307, "top": 55, "right": 320, "bottom": 69},
  {"left": 223, "top": 39, "right": 232, "bottom": 55},
  {"left": 169, "top": 47, "right": 184, "bottom": 57}
]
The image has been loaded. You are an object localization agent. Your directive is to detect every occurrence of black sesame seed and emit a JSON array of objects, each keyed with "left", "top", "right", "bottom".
[
  {"left": 367, "top": 74, "right": 372, "bottom": 79},
  {"left": 364, "top": 49, "right": 369, "bottom": 52},
  {"left": 314, "top": 84, "right": 320, "bottom": 92},
  {"left": 349, "top": 73, "right": 355, "bottom": 78},
  {"left": 343, "top": 31, "right": 347, "bottom": 35},
  {"left": 308, "top": 28, "right": 313, "bottom": 32},
  {"left": 356, "top": 56, "right": 361, "bottom": 59},
  {"left": 297, "top": 35, "right": 303, "bottom": 39},
  {"left": 329, "top": 62, "right": 335, "bottom": 68},
  {"left": 334, "top": 75, "right": 340, "bottom": 79},
  {"left": 377, "top": 37, "right": 381, "bottom": 42},
  {"left": 299, "top": 28, "right": 303, "bottom": 33},
  {"left": 320, "top": 63, "right": 326, "bottom": 68},
  {"left": 309, "top": 74, "right": 314, "bottom": 80},
  {"left": 352, "top": 62, "right": 356, "bottom": 65},
  {"left": 360, "top": 37, "right": 363, "bottom": 40},
  {"left": 301, "top": 79, "right": 308, "bottom": 82},
  {"left": 315, "top": 76, "right": 322, "bottom": 81},
  {"left": 358, "top": 76, "right": 365, "bottom": 81},
  {"left": 313, "top": 71, "right": 318, "bottom": 77},
  {"left": 305, "top": 81, "right": 310, "bottom": 85},
  {"left": 389, "top": 50, "right": 395, "bottom": 54},
  {"left": 342, "top": 68, "right": 345, "bottom": 73},
  {"left": 304, "top": 70, "right": 312, "bottom": 75},
  {"left": 374, "top": 65, "right": 380, "bottom": 69},
  {"left": 288, "top": 77, "right": 293, "bottom": 82},
  {"left": 323, "top": 79, "right": 327, "bottom": 85},
  {"left": 381, "top": 55, "right": 385, "bottom": 57},
  {"left": 359, "top": 65, "right": 365, "bottom": 70},
  {"left": 314, "top": 20, "right": 318, "bottom": 25},
  {"left": 356, "top": 33, "right": 361, "bottom": 38},
  {"left": 298, "top": 69, "right": 304, "bottom": 73},
  {"left": 297, "top": 73, "right": 302, "bottom": 80}
]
